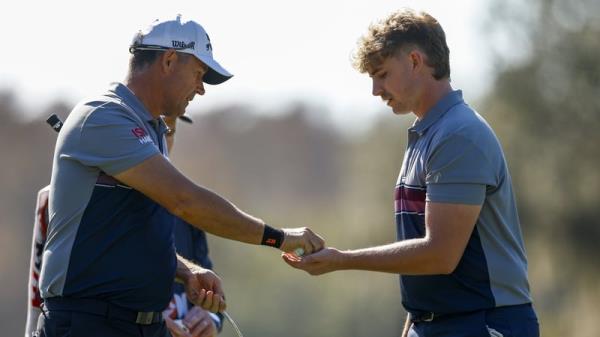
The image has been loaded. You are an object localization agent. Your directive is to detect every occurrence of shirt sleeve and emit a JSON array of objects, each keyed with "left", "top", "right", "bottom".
[
  {"left": 210, "top": 312, "right": 224, "bottom": 332},
  {"left": 425, "top": 134, "right": 495, "bottom": 205},
  {"left": 72, "top": 107, "right": 159, "bottom": 175}
]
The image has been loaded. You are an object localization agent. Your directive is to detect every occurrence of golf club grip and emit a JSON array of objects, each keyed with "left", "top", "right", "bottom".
[
  {"left": 46, "top": 114, "right": 63, "bottom": 133},
  {"left": 46, "top": 113, "right": 191, "bottom": 134}
]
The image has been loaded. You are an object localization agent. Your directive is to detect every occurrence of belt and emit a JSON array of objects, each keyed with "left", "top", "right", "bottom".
[
  {"left": 43, "top": 297, "right": 163, "bottom": 325},
  {"left": 410, "top": 311, "right": 436, "bottom": 323},
  {"left": 409, "top": 310, "right": 474, "bottom": 323},
  {"left": 409, "top": 303, "right": 534, "bottom": 324}
]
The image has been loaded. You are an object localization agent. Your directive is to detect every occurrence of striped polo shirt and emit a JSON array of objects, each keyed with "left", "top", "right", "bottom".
[{"left": 395, "top": 90, "right": 532, "bottom": 315}]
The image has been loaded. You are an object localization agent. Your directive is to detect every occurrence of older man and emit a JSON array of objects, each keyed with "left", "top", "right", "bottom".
[
  {"left": 26, "top": 117, "right": 222, "bottom": 337},
  {"left": 38, "top": 15, "right": 323, "bottom": 337}
]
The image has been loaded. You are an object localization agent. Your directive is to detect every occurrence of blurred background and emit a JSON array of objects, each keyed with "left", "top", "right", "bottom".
[{"left": 1, "top": 0, "right": 599, "bottom": 336}]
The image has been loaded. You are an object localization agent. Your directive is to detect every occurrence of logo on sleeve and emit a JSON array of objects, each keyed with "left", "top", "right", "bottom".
[{"left": 131, "top": 127, "right": 152, "bottom": 144}]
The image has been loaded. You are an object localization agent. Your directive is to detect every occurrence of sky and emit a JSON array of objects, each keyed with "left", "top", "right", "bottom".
[{"left": 0, "top": 0, "right": 491, "bottom": 129}]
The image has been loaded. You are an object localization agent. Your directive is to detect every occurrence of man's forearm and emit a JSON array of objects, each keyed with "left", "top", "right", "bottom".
[
  {"left": 175, "top": 254, "right": 197, "bottom": 283},
  {"left": 112, "top": 154, "right": 317, "bottom": 252},
  {"left": 174, "top": 185, "right": 266, "bottom": 245},
  {"left": 338, "top": 238, "right": 457, "bottom": 275},
  {"left": 115, "top": 155, "right": 268, "bottom": 246},
  {"left": 160, "top": 116, "right": 266, "bottom": 245}
]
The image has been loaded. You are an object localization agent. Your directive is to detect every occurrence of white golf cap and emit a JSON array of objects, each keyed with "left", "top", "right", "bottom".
[{"left": 130, "top": 14, "right": 233, "bottom": 85}]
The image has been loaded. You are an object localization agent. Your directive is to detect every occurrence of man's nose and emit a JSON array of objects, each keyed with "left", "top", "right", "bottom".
[
  {"left": 372, "top": 79, "right": 383, "bottom": 97},
  {"left": 196, "top": 81, "right": 205, "bottom": 96}
]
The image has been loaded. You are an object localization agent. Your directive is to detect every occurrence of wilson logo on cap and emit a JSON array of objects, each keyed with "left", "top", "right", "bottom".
[{"left": 172, "top": 40, "right": 195, "bottom": 50}]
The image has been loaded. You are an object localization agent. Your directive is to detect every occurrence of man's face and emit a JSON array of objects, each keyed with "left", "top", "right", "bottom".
[
  {"left": 369, "top": 51, "right": 419, "bottom": 115},
  {"left": 163, "top": 54, "right": 208, "bottom": 118}
]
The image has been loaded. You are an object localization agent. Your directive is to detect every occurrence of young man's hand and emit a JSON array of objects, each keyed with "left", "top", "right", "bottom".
[{"left": 282, "top": 247, "right": 344, "bottom": 275}]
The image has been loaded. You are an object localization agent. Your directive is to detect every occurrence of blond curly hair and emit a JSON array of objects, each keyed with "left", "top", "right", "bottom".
[{"left": 352, "top": 9, "right": 450, "bottom": 80}]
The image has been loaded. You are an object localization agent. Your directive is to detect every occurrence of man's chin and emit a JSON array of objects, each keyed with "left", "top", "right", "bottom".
[
  {"left": 391, "top": 107, "right": 411, "bottom": 115},
  {"left": 164, "top": 109, "right": 185, "bottom": 118}
]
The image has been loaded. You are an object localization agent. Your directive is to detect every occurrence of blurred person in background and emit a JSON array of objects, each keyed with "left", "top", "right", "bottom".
[
  {"left": 26, "top": 116, "right": 222, "bottom": 337},
  {"left": 37, "top": 14, "right": 323, "bottom": 337},
  {"left": 162, "top": 115, "right": 222, "bottom": 337},
  {"left": 284, "top": 9, "right": 539, "bottom": 337}
]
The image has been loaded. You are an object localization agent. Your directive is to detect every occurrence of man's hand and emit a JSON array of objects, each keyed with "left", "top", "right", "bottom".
[
  {"left": 183, "top": 268, "right": 226, "bottom": 313},
  {"left": 282, "top": 247, "right": 344, "bottom": 275},
  {"left": 164, "top": 316, "right": 192, "bottom": 337},
  {"left": 182, "top": 306, "right": 218, "bottom": 337},
  {"left": 280, "top": 227, "right": 325, "bottom": 255}
]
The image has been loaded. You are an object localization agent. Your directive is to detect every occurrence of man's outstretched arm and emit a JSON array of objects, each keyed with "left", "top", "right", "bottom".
[
  {"left": 283, "top": 201, "right": 481, "bottom": 275},
  {"left": 114, "top": 154, "right": 324, "bottom": 254}
]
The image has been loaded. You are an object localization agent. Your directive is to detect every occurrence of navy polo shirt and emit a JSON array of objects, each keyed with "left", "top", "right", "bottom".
[{"left": 40, "top": 82, "right": 177, "bottom": 311}]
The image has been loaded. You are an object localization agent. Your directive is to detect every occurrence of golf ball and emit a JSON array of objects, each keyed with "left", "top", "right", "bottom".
[{"left": 294, "top": 248, "right": 305, "bottom": 257}]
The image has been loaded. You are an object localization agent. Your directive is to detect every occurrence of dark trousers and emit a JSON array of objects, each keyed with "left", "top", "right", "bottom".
[
  {"left": 36, "top": 307, "right": 171, "bottom": 337},
  {"left": 408, "top": 303, "right": 539, "bottom": 337}
]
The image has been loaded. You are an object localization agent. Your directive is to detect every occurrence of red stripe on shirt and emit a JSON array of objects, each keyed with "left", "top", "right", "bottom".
[{"left": 395, "top": 184, "right": 426, "bottom": 213}]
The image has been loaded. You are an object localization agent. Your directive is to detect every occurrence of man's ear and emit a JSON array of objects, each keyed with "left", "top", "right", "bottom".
[
  {"left": 408, "top": 49, "right": 423, "bottom": 71},
  {"left": 161, "top": 50, "right": 178, "bottom": 73}
]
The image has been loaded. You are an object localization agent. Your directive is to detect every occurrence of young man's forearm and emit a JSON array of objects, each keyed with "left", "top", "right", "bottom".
[{"left": 338, "top": 238, "right": 458, "bottom": 275}]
